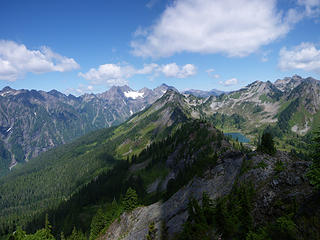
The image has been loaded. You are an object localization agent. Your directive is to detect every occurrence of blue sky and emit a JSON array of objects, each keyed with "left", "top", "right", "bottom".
[{"left": 0, "top": 0, "right": 320, "bottom": 95}]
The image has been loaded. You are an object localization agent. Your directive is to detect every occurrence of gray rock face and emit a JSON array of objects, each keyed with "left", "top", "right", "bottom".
[
  {"left": 102, "top": 154, "right": 244, "bottom": 240},
  {"left": 274, "top": 75, "right": 304, "bottom": 92}
]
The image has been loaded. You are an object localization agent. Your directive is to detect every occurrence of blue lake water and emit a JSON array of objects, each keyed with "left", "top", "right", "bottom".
[{"left": 224, "top": 132, "right": 250, "bottom": 143}]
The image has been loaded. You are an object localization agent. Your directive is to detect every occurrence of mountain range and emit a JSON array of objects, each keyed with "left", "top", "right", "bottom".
[
  {"left": 0, "top": 84, "right": 176, "bottom": 175},
  {"left": 0, "top": 75, "right": 319, "bottom": 176},
  {"left": 182, "top": 88, "right": 225, "bottom": 97}
]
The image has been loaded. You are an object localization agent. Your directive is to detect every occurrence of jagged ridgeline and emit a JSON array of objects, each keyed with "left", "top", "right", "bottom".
[{"left": 0, "top": 90, "right": 194, "bottom": 235}]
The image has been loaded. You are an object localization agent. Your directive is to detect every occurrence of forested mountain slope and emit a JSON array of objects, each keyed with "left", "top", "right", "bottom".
[{"left": 0, "top": 90, "right": 189, "bottom": 235}]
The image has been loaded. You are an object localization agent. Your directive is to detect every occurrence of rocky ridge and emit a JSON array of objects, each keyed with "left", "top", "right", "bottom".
[{"left": 101, "top": 150, "right": 312, "bottom": 240}]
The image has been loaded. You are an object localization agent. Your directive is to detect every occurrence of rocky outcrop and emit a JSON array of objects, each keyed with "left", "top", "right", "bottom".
[
  {"left": 101, "top": 150, "right": 313, "bottom": 240},
  {"left": 239, "top": 151, "right": 312, "bottom": 226},
  {"left": 101, "top": 153, "right": 244, "bottom": 240}
]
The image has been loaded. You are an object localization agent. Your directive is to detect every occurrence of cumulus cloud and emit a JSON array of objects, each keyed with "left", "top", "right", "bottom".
[
  {"left": 0, "top": 40, "right": 79, "bottom": 81},
  {"left": 278, "top": 42, "right": 320, "bottom": 73},
  {"left": 131, "top": 0, "right": 296, "bottom": 58},
  {"left": 219, "top": 78, "right": 238, "bottom": 86},
  {"left": 79, "top": 62, "right": 196, "bottom": 86},
  {"left": 161, "top": 63, "right": 196, "bottom": 78},
  {"left": 78, "top": 64, "right": 133, "bottom": 86},
  {"left": 136, "top": 63, "right": 159, "bottom": 74}
]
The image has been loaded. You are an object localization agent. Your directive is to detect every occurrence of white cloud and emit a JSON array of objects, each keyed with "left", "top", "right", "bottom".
[
  {"left": 278, "top": 42, "right": 320, "bottom": 73},
  {"left": 297, "top": 0, "right": 320, "bottom": 16},
  {"left": 219, "top": 78, "right": 238, "bottom": 86},
  {"left": 131, "top": 0, "right": 295, "bottom": 58},
  {"left": 79, "top": 62, "right": 196, "bottom": 86},
  {"left": 0, "top": 40, "right": 79, "bottom": 81},
  {"left": 161, "top": 63, "right": 196, "bottom": 78},
  {"left": 136, "top": 63, "right": 159, "bottom": 74},
  {"left": 79, "top": 64, "right": 133, "bottom": 86},
  {"left": 206, "top": 68, "right": 220, "bottom": 79}
]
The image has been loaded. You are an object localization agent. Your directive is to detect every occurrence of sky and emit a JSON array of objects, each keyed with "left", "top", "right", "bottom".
[{"left": 0, "top": 0, "right": 320, "bottom": 95}]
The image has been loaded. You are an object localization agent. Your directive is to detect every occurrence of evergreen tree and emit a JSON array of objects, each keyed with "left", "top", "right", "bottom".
[
  {"left": 257, "top": 132, "right": 276, "bottom": 155},
  {"left": 89, "top": 208, "right": 105, "bottom": 240},
  {"left": 67, "top": 227, "right": 86, "bottom": 240},
  {"left": 60, "top": 232, "right": 66, "bottom": 240},
  {"left": 11, "top": 227, "right": 27, "bottom": 240},
  {"left": 123, "top": 187, "right": 138, "bottom": 211},
  {"left": 307, "top": 130, "right": 320, "bottom": 189}
]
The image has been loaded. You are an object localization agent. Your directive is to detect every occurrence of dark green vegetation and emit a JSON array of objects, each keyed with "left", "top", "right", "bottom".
[
  {"left": 208, "top": 113, "right": 245, "bottom": 130},
  {"left": 175, "top": 185, "right": 255, "bottom": 240},
  {"left": 175, "top": 186, "right": 320, "bottom": 240},
  {"left": 307, "top": 130, "right": 320, "bottom": 189},
  {"left": 257, "top": 132, "right": 276, "bottom": 155}
]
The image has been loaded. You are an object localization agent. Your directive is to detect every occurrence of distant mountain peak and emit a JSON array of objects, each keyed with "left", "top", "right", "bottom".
[
  {"left": 1, "top": 86, "right": 13, "bottom": 92},
  {"left": 274, "top": 75, "right": 304, "bottom": 92},
  {"left": 160, "top": 83, "right": 169, "bottom": 87},
  {"left": 182, "top": 88, "right": 225, "bottom": 97}
]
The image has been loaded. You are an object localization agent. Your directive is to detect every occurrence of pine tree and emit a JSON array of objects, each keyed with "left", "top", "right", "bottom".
[
  {"left": 307, "top": 130, "right": 320, "bottom": 189},
  {"left": 12, "top": 226, "right": 27, "bottom": 240},
  {"left": 89, "top": 208, "right": 105, "bottom": 240},
  {"left": 68, "top": 227, "right": 86, "bottom": 240},
  {"left": 60, "top": 232, "right": 66, "bottom": 240},
  {"left": 123, "top": 187, "right": 138, "bottom": 211},
  {"left": 257, "top": 132, "right": 276, "bottom": 155}
]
